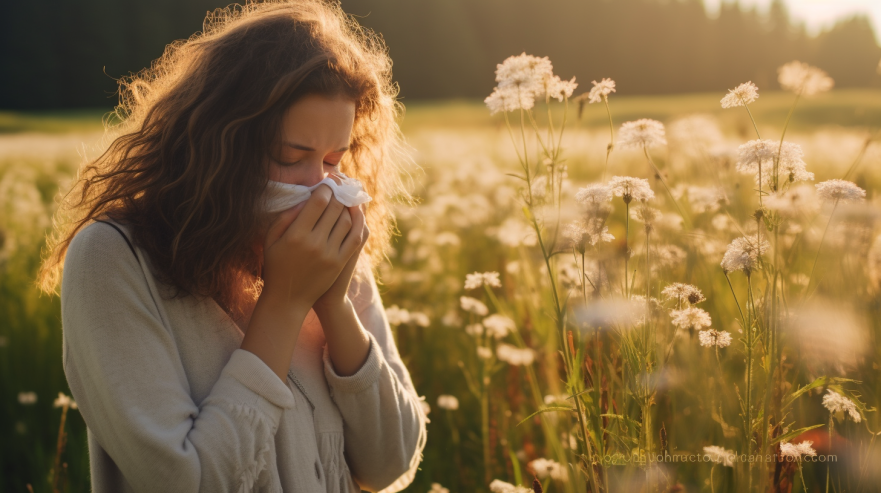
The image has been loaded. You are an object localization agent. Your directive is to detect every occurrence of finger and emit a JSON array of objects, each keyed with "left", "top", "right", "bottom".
[
  {"left": 265, "top": 201, "right": 306, "bottom": 248},
  {"left": 340, "top": 203, "right": 367, "bottom": 257},
  {"left": 312, "top": 191, "right": 345, "bottom": 239},
  {"left": 327, "top": 207, "right": 354, "bottom": 252},
  {"left": 290, "top": 184, "right": 333, "bottom": 234}
]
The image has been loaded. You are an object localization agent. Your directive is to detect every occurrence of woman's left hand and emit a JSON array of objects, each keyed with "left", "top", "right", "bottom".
[{"left": 313, "top": 203, "right": 369, "bottom": 316}]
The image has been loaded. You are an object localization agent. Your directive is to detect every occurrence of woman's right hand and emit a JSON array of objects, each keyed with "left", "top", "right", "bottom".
[{"left": 259, "top": 183, "right": 358, "bottom": 313}]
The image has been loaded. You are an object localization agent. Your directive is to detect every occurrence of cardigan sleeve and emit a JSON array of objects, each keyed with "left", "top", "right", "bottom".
[
  {"left": 320, "top": 263, "right": 429, "bottom": 493},
  {"left": 61, "top": 222, "right": 297, "bottom": 493}
]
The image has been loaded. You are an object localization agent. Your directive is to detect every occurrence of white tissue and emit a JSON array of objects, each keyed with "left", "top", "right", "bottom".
[{"left": 262, "top": 171, "right": 372, "bottom": 214}]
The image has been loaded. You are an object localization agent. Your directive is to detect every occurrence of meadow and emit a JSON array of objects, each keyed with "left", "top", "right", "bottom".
[{"left": 1, "top": 76, "right": 881, "bottom": 493}]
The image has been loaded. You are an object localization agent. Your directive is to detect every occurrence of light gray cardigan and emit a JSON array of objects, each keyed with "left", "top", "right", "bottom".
[{"left": 61, "top": 219, "right": 428, "bottom": 493}]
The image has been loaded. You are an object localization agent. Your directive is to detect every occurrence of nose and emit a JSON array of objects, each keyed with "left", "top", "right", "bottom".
[{"left": 300, "top": 160, "right": 328, "bottom": 188}]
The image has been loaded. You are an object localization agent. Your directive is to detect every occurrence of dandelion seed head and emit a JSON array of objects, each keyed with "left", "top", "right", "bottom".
[
  {"left": 720, "top": 81, "right": 760, "bottom": 108},
  {"left": 815, "top": 179, "right": 866, "bottom": 203},
  {"left": 778, "top": 60, "right": 834, "bottom": 97},
  {"left": 618, "top": 119, "right": 667, "bottom": 149}
]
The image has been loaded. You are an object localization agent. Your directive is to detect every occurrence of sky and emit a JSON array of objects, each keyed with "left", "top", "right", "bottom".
[{"left": 703, "top": 0, "right": 881, "bottom": 43}]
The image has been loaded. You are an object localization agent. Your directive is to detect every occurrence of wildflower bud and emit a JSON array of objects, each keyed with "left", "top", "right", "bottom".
[
  {"left": 532, "top": 478, "right": 543, "bottom": 493},
  {"left": 753, "top": 208, "right": 764, "bottom": 221},
  {"left": 687, "top": 292, "right": 704, "bottom": 305},
  {"left": 622, "top": 193, "right": 633, "bottom": 204},
  {"left": 567, "top": 330, "right": 576, "bottom": 357}
]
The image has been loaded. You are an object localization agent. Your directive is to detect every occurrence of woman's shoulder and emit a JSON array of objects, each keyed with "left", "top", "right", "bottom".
[{"left": 66, "top": 218, "right": 141, "bottom": 276}]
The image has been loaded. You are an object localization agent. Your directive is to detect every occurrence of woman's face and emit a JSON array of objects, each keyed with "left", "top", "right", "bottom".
[{"left": 269, "top": 93, "right": 356, "bottom": 186}]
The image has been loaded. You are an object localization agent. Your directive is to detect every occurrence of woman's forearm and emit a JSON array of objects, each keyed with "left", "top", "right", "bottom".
[
  {"left": 314, "top": 298, "right": 371, "bottom": 376},
  {"left": 240, "top": 292, "right": 312, "bottom": 382}
]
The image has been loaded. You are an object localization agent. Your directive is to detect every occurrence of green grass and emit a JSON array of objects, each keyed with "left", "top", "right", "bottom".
[{"left": 3, "top": 89, "right": 880, "bottom": 135}]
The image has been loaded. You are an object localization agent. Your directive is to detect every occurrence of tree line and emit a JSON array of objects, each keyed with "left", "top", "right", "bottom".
[{"left": 1, "top": 0, "right": 879, "bottom": 110}]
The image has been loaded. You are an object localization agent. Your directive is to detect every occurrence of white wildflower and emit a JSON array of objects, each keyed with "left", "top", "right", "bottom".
[
  {"left": 465, "top": 323, "right": 484, "bottom": 337},
  {"left": 587, "top": 78, "right": 616, "bottom": 103},
  {"left": 822, "top": 389, "right": 862, "bottom": 423},
  {"left": 485, "top": 85, "right": 536, "bottom": 115},
  {"left": 609, "top": 176, "right": 655, "bottom": 203},
  {"left": 17, "top": 391, "right": 37, "bottom": 405},
  {"left": 736, "top": 140, "right": 809, "bottom": 187},
  {"left": 703, "top": 445, "right": 736, "bottom": 467},
  {"left": 436, "top": 395, "right": 459, "bottom": 411},
  {"left": 410, "top": 312, "right": 431, "bottom": 327},
  {"left": 459, "top": 296, "right": 489, "bottom": 316},
  {"left": 465, "top": 271, "right": 502, "bottom": 290},
  {"left": 543, "top": 75, "right": 578, "bottom": 101},
  {"left": 699, "top": 329, "right": 732, "bottom": 348},
  {"left": 629, "top": 204, "right": 661, "bottom": 225},
  {"left": 661, "top": 283, "right": 706, "bottom": 305},
  {"left": 494, "top": 218, "right": 538, "bottom": 247},
  {"left": 386, "top": 305, "right": 411, "bottom": 325},
  {"left": 778, "top": 61, "right": 834, "bottom": 97},
  {"left": 529, "top": 458, "right": 569, "bottom": 481},
  {"left": 495, "top": 53, "right": 554, "bottom": 92},
  {"left": 765, "top": 184, "right": 818, "bottom": 217},
  {"left": 779, "top": 440, "right": 817, "bottom": 459},
  {"left": 53, "top": 392, "right": 77, "bottom": 410},
  {"left": 483, "top": 314, "right": 516, "bottom": 339},
  {"left": 720, "top": 81, "right": 759, "bottom": 108},
  {"left": 496, "top": 343, "right": 536, "bottom": 366},
  {"left": 435, "top": 231, "right": 461, "bottom": 246},
  {"left": 575, "top": 183, "right": 613, "bottom": 205},
  {"left": 670, "top": 306, "right": 712, "bottom": 331},
  {"left": 815, "top": 179, "right": 866, "bottom": 203},
  {"left": 618, "top": 119, "right": 667, "bottom": 149},
  {"left": 721, "top": 235, "right": 770, "bottom": 275},
  {"left": 477, "top": 346, "right": 493, "bottom": 359},
  {"left": 429, "top": 483, "right": 450, "bottom": 493},
  {"left": 489, "top": 479, "right": 533, "bottom": 493}
]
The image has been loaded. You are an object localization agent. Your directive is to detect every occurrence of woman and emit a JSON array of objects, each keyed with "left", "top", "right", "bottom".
[{"left": 36, "top": 1, "right": 428, "bottom": 492}]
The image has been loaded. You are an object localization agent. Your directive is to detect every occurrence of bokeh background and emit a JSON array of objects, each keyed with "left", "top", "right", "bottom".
[{"left": 2, "top": 1, "right": 881, "bottom": 492}]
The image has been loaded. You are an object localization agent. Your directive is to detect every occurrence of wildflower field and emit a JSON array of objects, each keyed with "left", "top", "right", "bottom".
[{"left": 2, "top": 57, "right": 881, "bottom": 493}]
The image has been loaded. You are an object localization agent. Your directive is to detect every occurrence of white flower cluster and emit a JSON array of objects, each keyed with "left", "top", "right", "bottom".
[
  {"left": 779, "top": 440, "right": 817, "bottom": 459},
  {"left": 485, "top": 53, "right": 578, "bottom": 115},
  {"left": 822, "top": 389, "right": 862, "bottom": 423},
  {"left": 815, "top": 179, "right": 866, "bottom": 203},
  {"left": 720, "top": 81, "right": 759, "bottom": 108},
  {"left": 703, "top": 445, "right": 736, "bottom": 467},
  {"left": 489, "top": 479, "right": 533, "bottom": 493},
  {"left": 459, "top": 296, "right": 489, "bottom": 316},
  {"left": 721, "top": 235, "right": 770, "bottom": 275},
  {"left": 699, "top": 329, "right": 733, "bottom": 348},
  {"left": 609, "top": 175, "right": 655, "bottom": 203},
  {"left": 385, "top": 305, "right": 431, "bottom": 327},
  {"left": 436, "top": 395, "right": 459, "bottom": 411},
  {"left": 662, "top": 283, "right": 705, "bottom": 305},
  {"left": 670, "top": 306, "right": 712, "bottom": 331},
  {"left": 528, "top": 457, "right": 569, "bottom": 481},
  {"left": 736, "top": 140, "right": 812, "bottom": 187},
  {"left": 496, "top": 343, "right": 536, "bottom": 366},
  {"left": 618, "top": 119, "right": 667, "bottom": 149},
  {"left": 778, "top": 60, "right": 834, "bottom": 97},
  {"left": 587, "top": 78, "right": 616, "bottom": 103},
  {"left": 465, "top": 271, "right": 502, "bottom": 290}
]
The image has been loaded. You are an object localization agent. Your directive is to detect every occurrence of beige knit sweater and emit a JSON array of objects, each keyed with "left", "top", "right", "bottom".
[{"left": 61, "top": 219, "right": 428, "bottom": 493}]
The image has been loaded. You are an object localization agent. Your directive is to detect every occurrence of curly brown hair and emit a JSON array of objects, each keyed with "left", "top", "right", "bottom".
[{"left": 36, "top": 0, "right": 415, "bottom": 320}]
